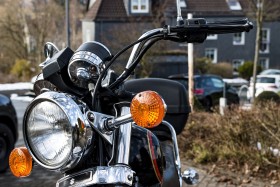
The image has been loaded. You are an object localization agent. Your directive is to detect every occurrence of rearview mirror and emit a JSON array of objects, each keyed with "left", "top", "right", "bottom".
[{"left": 43, "top": 42, "right": 59, "bottom": 59}]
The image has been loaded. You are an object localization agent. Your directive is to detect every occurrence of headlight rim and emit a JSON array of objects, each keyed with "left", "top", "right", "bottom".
[{"left": 23, "top": 91, "right": 93, "bottom": 171}]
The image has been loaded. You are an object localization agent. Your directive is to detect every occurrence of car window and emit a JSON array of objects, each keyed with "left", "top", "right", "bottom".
[
  {"left": 201, "top": 78, "right": 213, "bottom": 88},
  {"left": 257, "top": 77, "right": 275, "bottom": 83},
  {"left": 211, "top": 77, "right": 224, "bottom": 88}
]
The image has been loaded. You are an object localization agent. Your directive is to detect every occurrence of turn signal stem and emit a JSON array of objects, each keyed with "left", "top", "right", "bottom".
[{"left": 105, "top": 114, "right": 133, "bottom": 131}]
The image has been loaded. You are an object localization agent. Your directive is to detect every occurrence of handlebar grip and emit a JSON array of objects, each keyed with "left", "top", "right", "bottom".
[{"left": 169, "top": 18, "right": 253, "bottom": 43}]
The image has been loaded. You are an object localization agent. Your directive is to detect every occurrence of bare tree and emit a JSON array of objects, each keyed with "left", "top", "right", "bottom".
[
  {"left": 28, "top": 0, "right": 65, "bottom": 64},
  {"left": 0, "top": 0, "right": 28, "bottom": 74},
  {"left": 247, "top": 0, "right": 280, "bottom": 101}
]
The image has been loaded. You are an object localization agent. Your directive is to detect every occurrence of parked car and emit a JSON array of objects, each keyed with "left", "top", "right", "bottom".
[
  {"left": 248, "top": 74, "right": 280, "bottom": 98},
  {"left": 168, "top": 74, "right": 239, "bottom": 110},
  {"left": 259, "top": 69, "right": 280, "bottom": 75},
  {"left": 0, "top": 94, "right": 17, "bottom": 172}
]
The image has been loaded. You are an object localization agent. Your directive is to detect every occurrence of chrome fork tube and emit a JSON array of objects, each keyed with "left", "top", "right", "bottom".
[{"left": 115, "top": 107, "right": 132, "bottom": 164}]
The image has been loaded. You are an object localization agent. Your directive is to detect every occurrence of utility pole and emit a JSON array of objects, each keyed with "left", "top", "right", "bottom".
[
  {"left": 188, "top": 13, "right": 194, "bottom": 112},
  {"left": 66, "top": 0, "right": 70, "bottom": 47}
]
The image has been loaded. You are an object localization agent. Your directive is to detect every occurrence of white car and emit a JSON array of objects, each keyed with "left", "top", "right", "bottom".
[
  {"left": 259, "top": 69, "right": 280, "bottom": 75},
  {"left": 248, "top": 75, "right": 280, "bottom": 99}
]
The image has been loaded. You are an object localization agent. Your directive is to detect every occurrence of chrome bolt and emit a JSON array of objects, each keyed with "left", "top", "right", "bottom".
[
  {"left": 182, "top": 168, "right": 199, "bottom": 185},
  {"left": 87, "top": 113, "right": 95, "bottom": 121},
  {"left": 127, "top": 175, "right": 133, "bottom": 181}
]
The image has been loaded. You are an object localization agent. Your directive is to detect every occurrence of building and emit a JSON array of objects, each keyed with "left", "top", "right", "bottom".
[{"left": 82, "top": 0, "right": 280, "bottom": 77}]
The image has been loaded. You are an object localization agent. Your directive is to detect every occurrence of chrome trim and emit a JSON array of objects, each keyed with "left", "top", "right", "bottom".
[
  {"left": 86, "top": 111, "right": 114, "bottom": 145},
  {"left": 182, "top": 168, "right": 199, "bottom": 185},
  {"left": 56, "top": 165, "right": 135, "bottom": 187},
  {"left": 70, "top": 50, "right": 103, "bottom": 67},
  {"left": 108, "top": 113, "right": 132, "bottom": 130},
  {"left": 116, "top": 107, "right": 132, "bottom": 164},
  {"left": 76, "top": 67, "right": 90, "bottom": 80},
  {"left": 23, "top": 91, "right": 93, "bottom": 171},
  {"left": 162, "top": 121, "right": 182, "bottom": 187},
  {"left": 176, "top": 0, "right": 183, "bottom": 24}
]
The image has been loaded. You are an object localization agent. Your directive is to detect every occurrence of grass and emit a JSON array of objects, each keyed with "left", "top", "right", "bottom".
[{"left": 178, "top": 102, "right": 280, "bottom": 181}]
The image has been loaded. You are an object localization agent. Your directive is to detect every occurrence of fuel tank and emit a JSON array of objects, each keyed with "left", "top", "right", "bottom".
[{"left": 130, "top": 125, "right": 165, "bottom": 186}]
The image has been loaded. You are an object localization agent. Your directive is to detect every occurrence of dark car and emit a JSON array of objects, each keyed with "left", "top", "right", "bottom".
[
  {"left": 0, "top": 94, "right": 18, "bottom": 172},
  {"left": 168, "top": 74, "right": 239, "bottom": 110}
]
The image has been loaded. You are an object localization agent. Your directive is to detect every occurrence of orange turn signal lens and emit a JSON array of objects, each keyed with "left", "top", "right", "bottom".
[
  {"left": 9, "top": 147, "right": 33, "bottom": 177},
  {"left": 130, "top": 91, "right": 166, "bottom": 128}
]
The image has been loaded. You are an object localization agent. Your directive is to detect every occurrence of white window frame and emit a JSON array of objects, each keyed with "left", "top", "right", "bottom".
[
  {"left": 232, "top": 59, "right": 244, "bottom": 71},
  {"left": 205, "top": 48, "right": 218, "bottom": 63},
  {"left": 226, "top": 0, "right": 242, "bottom": 10},
  {"left": 207, "top": 34, "right": 218, "bottom": 40},
  {"left": 131, "top": 0, "right": 149, "bottom": 13},
  {"left": 233, "top": 32, "right": 245, "bottom": 45},
  {"left": 259, "top": 58, "right": 269, "bottom": 69},
  {"left": 259, "top": 28, "right": 270, "bottom": 54},
  {"left": 180, "top": 0, "right": 187, "bottom": 8}
]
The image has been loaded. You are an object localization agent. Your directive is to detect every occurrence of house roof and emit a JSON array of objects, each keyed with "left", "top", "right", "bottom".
[
  {"left": 84, "top": 0, "right": 128, "bottom": 21},
  {"left": 84, "top": 0, "right": 248, "bottom": 22}
]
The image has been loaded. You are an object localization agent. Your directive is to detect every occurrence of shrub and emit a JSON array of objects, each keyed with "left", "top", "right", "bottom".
[
  {"left": 194, "top": 58, "right": 233, "bottom": 78},
  {"left": 178, "top": 103, "right": 280, "bottom": 180},
  {"left": 255, "top": 91, "right": 280, "bottom": 105},
  {"left": 208, "top": 62, "right": 234, "bottom": 78},
  {"left": 194, "top": 57, "right": 212, "bottom": 74},
  {"left": 10, "top": 59, "right": 33, "bottom": 81},
  {"left": 238, "top": 61, "right": 262, "bottom": 80}
]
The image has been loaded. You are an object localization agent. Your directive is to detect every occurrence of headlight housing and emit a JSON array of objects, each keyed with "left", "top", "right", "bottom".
[{"left": 23, "top": 91, "right": 93, "bottom": 171}]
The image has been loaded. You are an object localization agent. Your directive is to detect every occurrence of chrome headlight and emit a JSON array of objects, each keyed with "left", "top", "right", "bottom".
[{"left": 23, "top": 91, "right": 93, "bottom": 170}]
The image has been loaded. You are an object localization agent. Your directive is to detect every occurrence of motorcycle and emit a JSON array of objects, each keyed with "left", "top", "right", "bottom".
[{"left": 8, "top": 1, "right": 253, "bottom": 186}]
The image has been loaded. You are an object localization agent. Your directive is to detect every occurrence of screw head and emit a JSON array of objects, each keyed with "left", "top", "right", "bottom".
[{"left": 127, "top": 175, "right": 133, "bottom": 181}]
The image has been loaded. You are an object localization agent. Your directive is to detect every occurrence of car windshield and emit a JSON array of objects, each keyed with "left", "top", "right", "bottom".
[
  {"left": 256, "top": 77, "right": 275, "bottom": 83},
  {"left": 171, "top": 77, "right": 201, "bottom": 88}
]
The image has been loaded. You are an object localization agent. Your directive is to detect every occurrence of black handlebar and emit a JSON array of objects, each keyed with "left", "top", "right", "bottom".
[{"left": 169, "top": 18, "right": 253, "bottom": 43}]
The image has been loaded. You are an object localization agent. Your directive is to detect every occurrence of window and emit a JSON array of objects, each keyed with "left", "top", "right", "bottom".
[
  {"left": 259, "top": 58, "right": 269, "bottom": 69},
  {"left": 131, "top": 0, "right": 149, "bottom": 13},
  {"left": 226, "top": 0, "right": 242, "bottom": 10},
  {"left": 180, "top": 0, "right": 186, "bottom": 8},
  {"left": 232, "top": 59, "right": 244, "bottom": 71},
  {"left": 207, "top": 34, "right": 218, "bottom": 40},
  {"left": 260, "top": 28, "right": 270, "bottom": 53},
  {"left": 233, "top": 32, "right": 245, "bottom": 45},
  {"left": 205, "top": 48, "right": 218, "bottom": 63},
  {"left": 211, "top": 78, "right": 224, "bottom": 88},
  {"left": 256, "top": 77, "right": 275, "bottom": 83}
]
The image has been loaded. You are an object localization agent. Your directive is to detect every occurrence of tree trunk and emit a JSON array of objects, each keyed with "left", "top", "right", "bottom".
[{"left": 252, "top": 0, "right": 263, "bottom": 102}]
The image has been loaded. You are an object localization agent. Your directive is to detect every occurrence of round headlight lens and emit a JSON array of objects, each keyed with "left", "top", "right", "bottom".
[{"left": 26, "top": 101, "right": 72, "bottom": 167}]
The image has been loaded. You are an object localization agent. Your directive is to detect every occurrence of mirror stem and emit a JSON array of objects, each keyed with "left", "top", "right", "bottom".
[{"left": 176, "top": 0, "right": 184, "bottom": 25}]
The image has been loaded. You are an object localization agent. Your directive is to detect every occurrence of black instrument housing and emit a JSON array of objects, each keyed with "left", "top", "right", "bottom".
[{"left": 42, "top": 47, "right": 87, "bottom": 96}]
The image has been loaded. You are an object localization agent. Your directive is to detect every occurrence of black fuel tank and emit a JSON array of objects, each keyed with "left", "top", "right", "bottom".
[{"left": 129, "top": 125, "right": 165, "bottom": 186}]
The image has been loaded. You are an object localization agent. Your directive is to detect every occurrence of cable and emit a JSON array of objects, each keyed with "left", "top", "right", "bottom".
[
  {"left": 91, "top": 30, "right": 163, "bottom": 110},
  {"left": 109, "top": 35, "right": 164, "bottom": 90}
]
